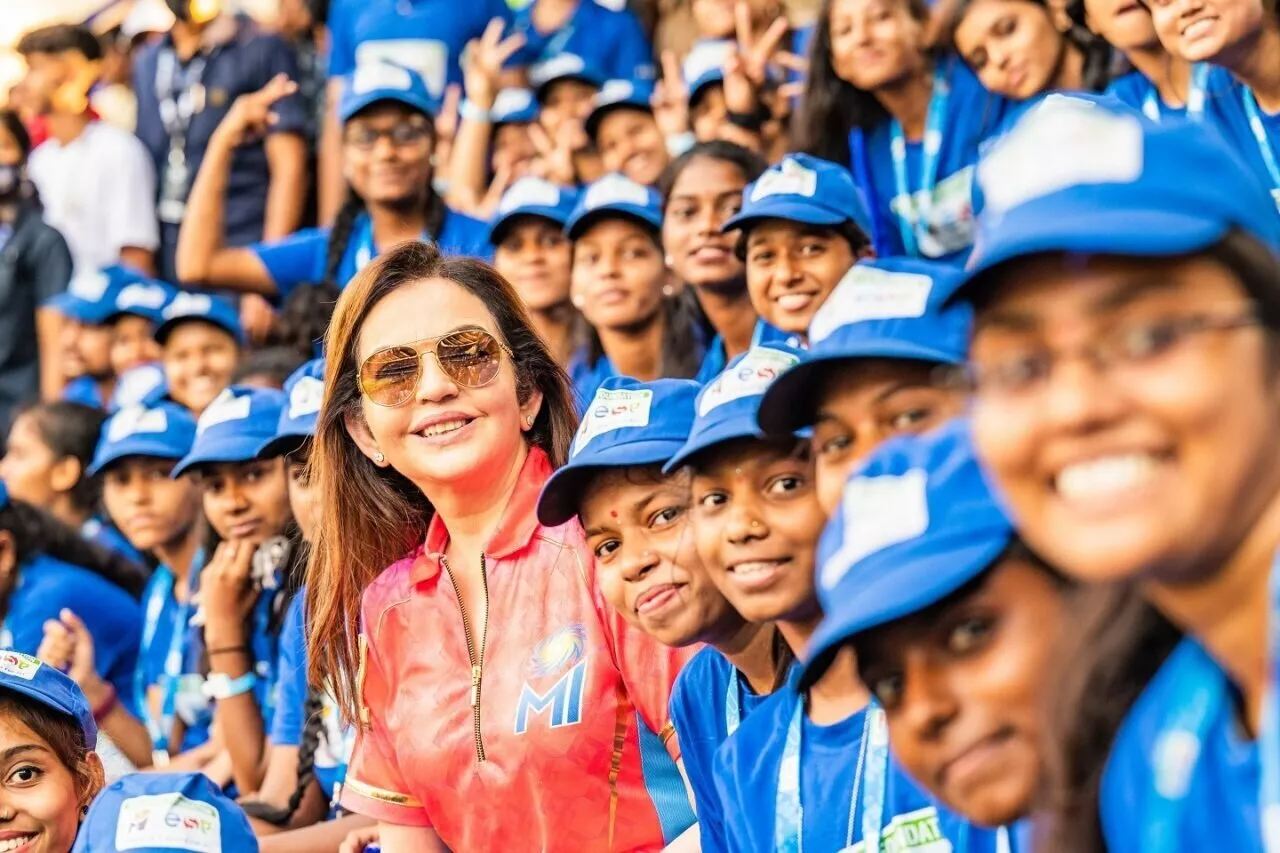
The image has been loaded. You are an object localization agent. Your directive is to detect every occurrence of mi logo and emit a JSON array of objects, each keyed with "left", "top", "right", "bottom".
[{"left": 514, "top": 659, "right": 587, "bottom": 735}]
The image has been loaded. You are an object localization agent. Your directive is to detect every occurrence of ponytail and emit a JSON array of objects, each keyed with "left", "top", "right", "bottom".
[
  {"left": 0, "top": 499, "right": 147, "bottom": 598},
  {"left": 241, "top": 687, "right": 327, "bottom": 827},
  {"left": 322, "top": 183, "right": 448, "bottom": 289}
]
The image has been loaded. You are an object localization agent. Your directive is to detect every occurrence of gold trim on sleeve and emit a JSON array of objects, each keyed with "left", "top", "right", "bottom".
[
  {"left": 344, "top": 776, "right": 424, "bottom": 808},
  {"left": 356, "top": 633, "right": 371, "bottom": 731}
]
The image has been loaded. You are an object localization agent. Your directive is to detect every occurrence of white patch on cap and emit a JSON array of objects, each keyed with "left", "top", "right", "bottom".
[
  {"left": 351, "top": 60, "right": 413, "bottom": 95},
  {"left": 698, "top": 347, "right": 799, "bottom": 416},
  {"left": 113, "top": 365, "right": 166, "bottom": 409},
  {"left": 531, "top": 54, "right": 587, "bottom": 87},
  {"left": 163, "top": 292, "right": 213, "bottom": 320},
  {"left": 115, "top": 283, "right": 170, "bottom": 312},
  {"left": 597, "top": 79, "right": 636, "bottom": 107},
  {"left": 107, "top": 406, "right": 169, "bottom": 443},
  {"left": 197, "top": 390, "right": 252, "bottom": 435},
  {"left": 584, "top": 174, "right": 651, "bottom": 210},
  {"left": 593, "top": 0, "right": 627, "bottom": 11},
  {"left": 499, "top": 177, "right": 563, "bottom": 215},
  {"left": 0, "top": 652, "right": 41, "bottom": 680},
  {"left": 821, "top": 469, "right": 929, "bottom": 590},
  {"left": 809, "top": 266, "right": 933, "bottom": 344},
  {"left": 750, "top": 157, "right": 818, "bottom": 202},
  {"left": 289, "top": 376, "right": 324, "bottom": 419},
  {"left": 979, "top": 99, "right": 1143, "bottom": 215},
  {"left": 69, "top": 271, "right": 111, "bottom": 302},
  {"left": 573, "top": 388, "right": 654, "bottom": 455},
  {"left": 116, "top": 794, "right": 221, "bottom": 853},
  {"left": 683, "top": 40, "right": 732, "bottom": 86},
  {"left": 492, "top": 88, "right": 535, "bottom": 119}
]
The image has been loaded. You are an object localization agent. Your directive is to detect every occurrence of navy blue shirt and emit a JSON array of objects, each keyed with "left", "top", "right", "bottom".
[
  {"left": 133, "top": 17, "right": 307, "bottom": 281},
  {"left": 509, "top": 0, "right": 654, "bottom": 81}
]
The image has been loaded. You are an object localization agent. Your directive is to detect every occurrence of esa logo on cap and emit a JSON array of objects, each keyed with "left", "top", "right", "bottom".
[
  {"left": 69, "top": 271, "right": 111, "bottom": 301},
  {"left": 822, "top": 469, "right": 929, "bottom": 590},
  {"left": 164, "top": 293, "right": 214, "bottom": 320},
  {"left": 751, "top": 157, "right": 818, "bottom": 202},
  {"left": 0, "top": 652, "right": 41, "bottom": 681},
  {"left": 699, "top": 347, "right": 799, "bottom": 416},
  {"left": 809, "top": 266, "right": 933, "bottom": 344},
  {"left": 288, "top": 376, "right": 324, "bottom": 419},
  {"left": 574, "top": 388, "right": 653, "bottom": 455},
  {"left": 117, "top": 794, "right": 221, "bottom": 853},
  {"left": 499, "top": 177, "right": 563, "bottom": 215},
  {"left": 584, "top": 174, "right": 650, "bottom": 209},
  {"left": 116, "top": 283, "right": 169, "bottom": 311},
  {"left": 107, "top": 406, "right": 169, "bottom": 443},
  {"left": 197, "top": 390, "right": 251, "bottom": 434}
]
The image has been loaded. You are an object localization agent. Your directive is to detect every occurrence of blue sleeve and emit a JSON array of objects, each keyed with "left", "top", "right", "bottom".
[
  {"left": 711, "top": 737, "right": 749, "bottom": 853},
  {"left": 326, "top": 0, "right": 361, "bottom": 78},
  {"left": 609, "top": 9, "right": 655, "bottom": 81},
  {"left": 669, "top": 671, "right": 728, "bottom": 853},
  {"left": 271, "top": 595, "right": 310, "bottom": 747},
  {"left": 252, "top": 227, "right": 329, "bottom": 300}
]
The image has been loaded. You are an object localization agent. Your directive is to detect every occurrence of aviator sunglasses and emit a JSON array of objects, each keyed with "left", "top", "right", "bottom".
[{"left": 358, "top": 327, "right": 515, "bottom": 407}]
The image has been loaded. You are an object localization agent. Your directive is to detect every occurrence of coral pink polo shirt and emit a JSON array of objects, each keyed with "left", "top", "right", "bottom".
[{"left": 341, "top": 448, "right": 699, "bottom": 850}]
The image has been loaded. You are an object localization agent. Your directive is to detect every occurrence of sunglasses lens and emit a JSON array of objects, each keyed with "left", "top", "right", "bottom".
[
  {"left": 361, "top": 347, "right": 419, "bottom": 406},
  {"left": 437, "top": 330, "right": 503, "bottom": 387}
]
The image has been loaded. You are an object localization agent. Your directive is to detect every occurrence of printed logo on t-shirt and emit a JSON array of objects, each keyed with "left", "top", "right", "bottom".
[
  {"left": 107, "top": 405, "right": 169, "bottom": 442},
  {"left": 751, "top": 157, "right": 818, "bottom": 202},
  {"left": 809, "top": 267, "right": 933, "bottom": 344},
  {"left": 0, "top": 652, "right": 41, "bottom": 681},
  {"left": 698, "top": 347, "right": 799, "bottom": 416},
  {"left": 822, "top": 469, "right": 929, "bottom": 590},
  {"left": 515, "top": 625, "right": 589, "bottom": 735},
  {"left": 197, "top": 390, "right": 252, "bottom": 434},
  {"left": 116, "top": 794, "right": 221, "bottom": 853},
  {"left": 573, "top": 388, "right": 653, "bottom": 455},
  {"left": 889, "top": 167, "right": 976, "bottom": 259},
  {"left": 288, "top": 376, "right": 324, "bottom": 420},
  {"left": 844, "top": 806, "right": 954, "bottom": 853}
]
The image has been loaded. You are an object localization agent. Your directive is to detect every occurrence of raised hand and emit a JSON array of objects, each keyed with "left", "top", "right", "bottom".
[
  {"left": 652, "top": 50, "right": 691, "bottom": 138},
  {"left": 198, "top": 540, "right": 257, "bottom": 641},
  {"left": 38, "top": 609, "right": 100, "bottom": 693},
  {"left": 461, "top": 17, "right": 527, "bottom": 113},
  {"left": 213, "top": 73, "right": 298, "bottom": 149}
]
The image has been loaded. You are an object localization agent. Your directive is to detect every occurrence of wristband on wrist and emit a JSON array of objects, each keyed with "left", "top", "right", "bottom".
[
  {"left": 459, "top": 98, "right": 492, "bottom": 123},
  {"left": 207, "top": 645, "right": 250, "bottom": 657},
  {"left": 726, "top": 103, "right": 770, "bottom": 132},
  {"left": 202, "top": 671, "right": 258, "bottom": 701},
  {"left": 92, "top": 685, "right": 118, "bottom": 723}
]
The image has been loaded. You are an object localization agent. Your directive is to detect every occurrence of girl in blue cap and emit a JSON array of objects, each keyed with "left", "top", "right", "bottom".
[
  {"left": 39, "top": 402, "right": 208, "bottom": 771},
  {"left": 74, "top": 771, "right": 258, "bottom": 853},
  {"left": 951, "top": 98, "right": 1280, "bottom": 853},
  {"left": 586, "top": 81, "right": 672, "bottom": 188},
  {"left": 155, "top": 295, "right": 243, "bottom": 417},
  {"left": 0, "top": 652, "right": 105, "bottom": 853},
  {"left": 795, "top": 0, "right": 1011, "bottom": 263},
  {"left": 566, "top": 173, "right": 704, "bottom": 406},
  {"left": 174, "top": 62, "right": 489, "bottom": 301}
]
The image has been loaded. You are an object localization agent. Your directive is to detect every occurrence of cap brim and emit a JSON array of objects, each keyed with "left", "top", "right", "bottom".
[
  {"left": 688, "top": 75, "right": 723, "bottom": 108},
  {"left": 0, "top": 682, "right": 93, "bottom": 747},
  {"left": 535, "top": 73, "right": 598, "bottom": 101},
  {"left": 339, "top": 92, "right": 436, "bottom": 123},
  {"left": 257, "top": 432, "right": 310, "bottom": 461},
  {"left": 585, "top": 100, "right": 651, "bottom": 141},
  {"left": 45, "top": 296, "right": 107, "bottom": 324},
  {"left": 173, "top": 437, "right": 272, "bottom": 478},
  {"left": 663, "top": 421, "right": 763, "bottom": 474},
  {"left": 489, "top": 209, "right": 569, "bottom": 246},
  {"left": 87, "top": 440, "right": 185, "bottom": 476},
  {"left": 722, "top": 205, "right": 850, "bottom": 235},
  {"left": 947, "top": 207, "right": 1229, "bottom": 309},
  {"left": 797, "top": 530, "right": 1012, "bottom": 691},
  {"left": 537, "top": 438, "right": 688, "bottom": 527},
  {"left": 155, "top": 317, "right": 242, "bottom": 347},
  {"left": 567, "top": 207, "right": 661, "bottom": 241}
]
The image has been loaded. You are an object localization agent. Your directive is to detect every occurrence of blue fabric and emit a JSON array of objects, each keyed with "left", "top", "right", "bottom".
[
  {"left": 695, "top": 321, "right": 800, "bottom": 386},
  {"left": 1203, "top": 68, "right": 1280, "bottom": 201},
  {"left": 108, "top": 364, "right": 168, "bottom": 414},
  {"left": 715, "top": 688, "right": 999, "bottom": 852},
  {"left": 1101, "top": 638, "right": 1262, "bottom": 853},
  {"left": 155, "top": 293, "right": 245, "bottom": 346},
  {"left": 489, "top": 178, "right": 580, "bottom": 245},
  {"left": 1, "top": 555, "right": 141, "bottom": 717},
  {"left": 90, "top": 402, "right": 198, "bottom": 476},
  {"left": 61, "top": 376, "right": 104, "bottom": 409},
  {"left": 724, "top": 153, "right": 875, "bottom": 240},
  {"left": 258, "top": 358, "right": 324, "bottom": 459},
  {"left": 327, "top": 0, "right": 511, "bottom": 99},
  {"left": 850, "top": 61, "right": 1009, "bottom": 264},
  {"left": 173, "top": 386, "right": 286, "bottom": 477},
  {"left": 510, "top": 0, "right": 653, "bottom": 82},
  {"left": 337, "top": 60, "right": 438, "bottom": 122},
  {"left": 270, "top": 594, "right": 307, "bottom": 748},
  {"left": 135, "top": 567, "right": 211, "bottom": 751},
  {"left": 82, "top": 517, "right": 147, "bottom": 570},
  {"left": 74, "top": 772, "right": 257, "bottom": 853},
  {"left": 0, "top": 651, "right": 96, "bottom": 747},
  {"left": 1105, "top": 71, "right": 1199, "bottom": 122},
  {"left": 252, "top": 208, "right": 492, "bottom": 299},
  {"left": 566, "top": 173, "right": 664, "bottom": 239},
  {"left": 571, "top": 352, "right": 615, "bottom": 415}
]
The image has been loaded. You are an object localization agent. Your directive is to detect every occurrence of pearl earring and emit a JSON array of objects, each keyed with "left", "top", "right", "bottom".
[
  {"left": 526, "top": 415, "right": 535, "bottom": 427},
  {"left": 572, "top": 294, "right": 586, "bottom": 308},
  {"left": 662, "top": 284, "right": 675, "bottom": 298},
  {"left": 664, "top": 254, "right": 674, "bottom": 267},
  {"left": 374, "top": 451, "right": 386, "bottom": 464}
]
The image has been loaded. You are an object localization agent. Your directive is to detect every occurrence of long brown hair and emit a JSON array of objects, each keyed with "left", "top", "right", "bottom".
[
  {"left": 305, "top": 241, "right": 579, "bottom": 720},
  {"left": 0, "top": 691, "right": 103, "bottom": 811}
]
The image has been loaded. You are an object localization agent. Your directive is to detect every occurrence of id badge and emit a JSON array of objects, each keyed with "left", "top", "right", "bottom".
[{"left": 158, "top": 147, "right": 190, "bottom": 224}]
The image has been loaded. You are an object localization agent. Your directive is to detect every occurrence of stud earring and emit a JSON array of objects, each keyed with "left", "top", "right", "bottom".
[
  {"left": 665, "top": 254, "right": 674, "bottom": 267},
  {"left": 572, "top": 294, "right": 586, "bottom": 308},
  {"left": 526, "top": 415, "right": 535, "bottom": 428},
  {"left": 373, "top": 451, "right": 386, "bottom": 465},
  {"left": 662, "top": 284, "right": 675, "bottom": 298}
]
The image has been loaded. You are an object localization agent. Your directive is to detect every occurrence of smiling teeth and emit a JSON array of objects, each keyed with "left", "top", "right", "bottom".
[
  {"left": 420, "top": 419, "right": 468, "bottom": 438},
  {"left": 1183, "top": 17, "right": 1215, "bottom": 37},
  {"left": 1055, "top": 454, "right": 1159, "bottom": 501},
  {"left": 733, "top": 560, "right": 781, "bottom": 576},
  {"left": 0, "top": 835, "right": 34, "bottom": 852}
]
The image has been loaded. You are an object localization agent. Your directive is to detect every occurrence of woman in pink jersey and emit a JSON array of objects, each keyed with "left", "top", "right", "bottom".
[{"left": 305, "top": 241, "right": 698, "bottom": 852}]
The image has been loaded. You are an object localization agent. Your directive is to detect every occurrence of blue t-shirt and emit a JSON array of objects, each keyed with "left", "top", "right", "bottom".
[
  {"left": 251, "top": 208, "right": 493, "bottom": 300},
  {"left": 327, "top": 0, "right": 511, "bottom": 100},
  {"left": 136, "top": 565, "right": 211, "bottom": 751},
  {"left": 715, "top": 688, "right": 1001, "bottom": 853},
  {"left": 1100, "top": 638, "right": 1262, "bottom": 853},
  {"left": 509, "top": 0, "right": 654, "bottom": 81},
  {"left": 1203, "top": 68, "right": 1280, "bottom": 209},
  {"left": 849, "top": 60, "right": 1010, "bottom": 265},
  {"left": 61, "top": 376, "right": 104, "bottom": 409},
  {"left": 670, "top": 647, "right": 797, "bottom": 853},
  {"left": 81, "top": 517, "right": 147, "bottom": 570},
  {"left": 1, "top": 555, "right": 141, "bottom": 711},
  {"left": 1106, "top": 72, "right": 1189, "bottom": 122},
  {"left": 695, "top": 320, "right": 801, "bottom": 385}
]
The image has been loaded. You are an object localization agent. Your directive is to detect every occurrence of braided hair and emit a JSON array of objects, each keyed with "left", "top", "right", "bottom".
[
  {"left": 0, "top": 498, "right": 148, "bottom": 599},
  {"left": 321, "top": 185, "right": 448, "bottom": 289},
  {"left": 241, "top": 686, "right": 327, "bottom": 826}
]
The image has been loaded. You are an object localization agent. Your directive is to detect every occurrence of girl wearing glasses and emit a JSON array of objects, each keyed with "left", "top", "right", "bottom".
[
  {"left": 950, "top": 99, "right": 1280, "bottom": 852},
  {"left": 174, "top": 62, "right": 490, "bottom": 302},
  {"left": 306, "top": 241, "right": 697, "bottom": 853}
]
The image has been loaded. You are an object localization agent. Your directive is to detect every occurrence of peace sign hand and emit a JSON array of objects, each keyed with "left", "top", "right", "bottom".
[
  {"left": 214, "top": 73, "right": 298, "bottom": 149},
  {"left": 724, "top": 1, "right": 790, "bottom": 114},
  {"left": 652, "top": 50, "right": 691, "bottom": 138},
  {"left": 462, "top": 17, "right": 527, "bottom": 113}
]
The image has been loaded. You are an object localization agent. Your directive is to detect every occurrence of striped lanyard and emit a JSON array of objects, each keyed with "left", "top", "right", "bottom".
[
  {"left": 135, "top": 565, "right": 196, "bottom": 759},
  {"left": 1242, "top": 88, "right": 1280, "bottom": 212},
  {"left": 1142, "top": 63, "right": 1209, "bottom": 123},
  {"left": 889, "top": 63, "right": 951, "bottom": 258}
]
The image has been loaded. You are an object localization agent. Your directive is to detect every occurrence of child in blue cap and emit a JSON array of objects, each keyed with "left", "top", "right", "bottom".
[
  {"left": 40, "top": 402, "right": 208, "bottom": 770},
  {"left": 946, "top": 98, "right": 1280, "bottom": 853},
  {"left": 529, "top": 53, "right": 603, "bottom": 142},
  {"left": 801, "top": 420, "right": 1066, "bottom": 852},
  {"left": 153, "top": 293, "right": 243, "bottom": 417},
  {"left": 536, "top": 376, "right": 790, "bottom": 853},
  {"left": 586, "top": 80, "right": 671, "bottom": 187},
  {"left": 170, "top": 387, "right": 300, "bottom": 795},
  {"left": 46, "top": 269, "right": 125, "bottom": 410},
  {"left": 722, "top": 153, "right": 876, "bottom": 345},
  {"left": 565, "top": 174, "right": 704, "bottom": 407},
  {"left": 102, "top": 278, "right": 172, "bottom": 381},
  {"left": 489, "top": 178, "right": 580, "bottom": 372},
  {"left": 0, "top": 651, "right": 105, "bottom": 853},
  {"left": 756, "top": 257, "right": 972, "bottom": 515},
  {"left": 73, "top": 771, "right": 257, "bottom": 853}
]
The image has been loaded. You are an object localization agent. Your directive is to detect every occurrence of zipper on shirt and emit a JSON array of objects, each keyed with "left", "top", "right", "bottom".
[{"left": 442, "top": 553, "right": 490, "bottom": 762}]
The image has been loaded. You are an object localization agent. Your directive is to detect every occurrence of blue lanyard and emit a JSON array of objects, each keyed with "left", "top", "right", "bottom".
[
  {"left": 352, "top": 218, "right": 432, "bottom": 275},
  {"left": 138, "top": 564, "right": 198, "bottom": 758},
  {"left": 889, "top": 64, "right": 950, "bottom": 258},
  {"left": 1263, "top": 547, "right": 1280, "bottom": 853},
  {"left": 1142, "top": 63, "right": 1209, "bottom": 123},
  {"left": 726, "top": 673, "right": 742, "bottom": 736},
  {"left": 1243, "top": 89, "right": 1280, "bottom": 213},
  {"left": 774, "top": 699, "right": 887, "bottom": 853}
]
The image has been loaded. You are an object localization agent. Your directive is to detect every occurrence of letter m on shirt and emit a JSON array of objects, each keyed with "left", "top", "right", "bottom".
[{"left": 514, "top": 660, "right": 588, "bottom": 734}]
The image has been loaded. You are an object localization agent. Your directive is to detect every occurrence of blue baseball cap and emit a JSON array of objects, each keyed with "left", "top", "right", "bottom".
[
  {"left": 585, "top": 79, "right": 655, "bottom": 141},
  {"left": 89, "top": 402, "right": 198, "bottom": 476},
  {"left": 722, "top": 153, "right": 875, "bottom": 241},
  {"left": 172, "top": 387, "right": 286, "bottom": 478},
  {"left": 489, "top": 177, "right": 580, "bottom": 245},
  {"left": 338, "top": 60, "right": 437, "bottom": 123},
  {"left": 258, "top": 358, "right": 324, "bottom": 459},
  {"left": 491, "top": 87, "right": 539, "bottom": 126},
  {"left": 109, "top": 363, "right": 169, "bottom": 413},
  {"left": 948, "top": 95, "right": 1280, "bottom": 308},
  {"left": 664, "top": 344, "right": 806, "bottom": 472},
  {"left": 0, "top": 479, "right": 7, "bottom": 510},
  {"left": 44, "top": 265, "right": 150, "bottom": 326},
  {"left": 757, "top": 259, "right": 972, "bottom": 435},
  {"left": 683, "top": 39, "right": 731, "bottom": 107},
  {"left": 154, "top": 292, "right": 245, "bottom": 346},
  {"left": 799, "top": 420, "right": 1013, "bottom": 689},
  {"left": 565, "top": 173, "right": 664, "bottom": 240},
  {"left": 73, "top": 772, "right": 258, "bottom": 853},
  {"left": 104, "top": 279, "right": 177, "bottom": 326},
  {"left": 530, "top": 53, "right": 603, "bottom": 101},
  {"left": 0, "top": 651, "right": 95, "bottom": 748},
  {"left": 537, "top": 377, "right": 700, "bottom": 526}
]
